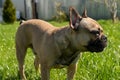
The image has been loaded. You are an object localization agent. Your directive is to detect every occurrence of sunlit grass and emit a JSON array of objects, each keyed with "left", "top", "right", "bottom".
[{"left": 0, "top": 20, "right": 120, "bottom": 80}]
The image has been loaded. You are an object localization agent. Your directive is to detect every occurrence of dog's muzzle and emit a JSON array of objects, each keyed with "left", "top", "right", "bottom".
[{"left": 86, "top": 35, "right": 107, "bottom": 52}]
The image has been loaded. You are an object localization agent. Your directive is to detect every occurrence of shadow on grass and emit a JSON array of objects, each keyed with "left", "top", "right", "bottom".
[
  {"left": 0, "top": 74, "right": 19, "bottom": 80},
  {"left": 0, "top": 71, "right": 41, "bottom": 80}
]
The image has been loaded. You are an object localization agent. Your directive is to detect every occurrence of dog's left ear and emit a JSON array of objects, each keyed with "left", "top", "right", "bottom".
[
  {"left": 82, "top": 8, "right": 87, "bottom": 18},
  {"left": 69, "top": 7, "right": 82, "bottom": 30}
]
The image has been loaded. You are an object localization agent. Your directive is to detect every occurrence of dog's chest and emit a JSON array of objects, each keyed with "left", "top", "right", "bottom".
[{"left": 53, "top": 51, "right": 80, "bottom": 68}]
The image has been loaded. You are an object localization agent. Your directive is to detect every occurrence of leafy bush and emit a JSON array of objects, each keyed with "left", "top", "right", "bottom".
[
  {"left": 52, "top": 2, "right": 68, "bottom": 23},
  {"left": 2, "top": 0, "right": 16, "bottom": 23}
]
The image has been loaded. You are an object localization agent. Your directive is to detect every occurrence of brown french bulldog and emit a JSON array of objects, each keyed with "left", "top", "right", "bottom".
[{"left": 15, "top": 7, "right": 107, "bottom": 80}]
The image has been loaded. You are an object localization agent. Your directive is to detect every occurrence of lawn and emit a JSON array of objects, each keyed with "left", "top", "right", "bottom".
[{"left": 0, "top": 20, "right": 120, "bottom": 80}]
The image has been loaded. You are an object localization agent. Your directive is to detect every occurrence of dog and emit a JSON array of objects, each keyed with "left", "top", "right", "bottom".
[{"left": 15, "top": 7, "right": 107, "bottom": 80}]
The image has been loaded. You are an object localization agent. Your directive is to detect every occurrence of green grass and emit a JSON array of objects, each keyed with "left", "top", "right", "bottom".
[{"left": 0, "top": 20, "right": 120, "bottom": 80}]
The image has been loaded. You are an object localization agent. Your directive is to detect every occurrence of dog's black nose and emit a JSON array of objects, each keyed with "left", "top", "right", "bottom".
[{"left": 101, "top": 35, "right": 107, "bottom": 42}]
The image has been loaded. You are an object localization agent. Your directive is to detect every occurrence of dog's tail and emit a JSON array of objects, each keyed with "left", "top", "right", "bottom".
[{"left": 20, "top": 20, "right": 25, "bottom": 25}]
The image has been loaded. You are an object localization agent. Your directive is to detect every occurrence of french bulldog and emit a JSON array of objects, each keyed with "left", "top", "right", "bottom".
[{"left": 15, "top": 7, "right": 107, "bottom": 80}]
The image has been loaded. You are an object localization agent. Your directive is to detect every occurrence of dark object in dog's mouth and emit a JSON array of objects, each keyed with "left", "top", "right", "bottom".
[{"left": 86, "top": 36, "right": 107, "bottom": 52}]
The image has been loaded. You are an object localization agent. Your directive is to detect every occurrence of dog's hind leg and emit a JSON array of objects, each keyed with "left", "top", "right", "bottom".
[
  {"left": 16, "top": 44, "right": 27, "bottom": 80},
  {"left": 33, "top": 52, "right": 40, "bottom": 73},
  {"left": 41, "top": 63, "right": 50, "bottom": 80},
  {"left": 31, "top": 48, "right": 40, "bottom": 72}
]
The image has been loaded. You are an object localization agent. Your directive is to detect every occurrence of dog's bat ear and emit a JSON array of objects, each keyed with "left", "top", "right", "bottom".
[
  {"left": 69, "top": 7, "right": 82, "bottom": 30},
  {"left": 82, "top": 8, "right": 87, "bottom": 18}
]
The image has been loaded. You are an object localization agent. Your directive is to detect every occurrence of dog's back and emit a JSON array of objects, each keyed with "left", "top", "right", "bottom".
[
  {"left": 15, "top": 19, "right": 57, "bottom": 54},
  {"left": 19, "top": 19, "right": 56, "bottom": 31}
]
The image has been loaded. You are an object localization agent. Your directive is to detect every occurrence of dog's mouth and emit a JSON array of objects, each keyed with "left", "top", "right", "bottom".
[{"left": 86, "top": 35, "right": 107, "bottom": 52}]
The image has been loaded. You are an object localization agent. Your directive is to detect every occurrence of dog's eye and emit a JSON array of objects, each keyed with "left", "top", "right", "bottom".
[{"left": 90, "top": 30, "right": 100, "bottom": 35}]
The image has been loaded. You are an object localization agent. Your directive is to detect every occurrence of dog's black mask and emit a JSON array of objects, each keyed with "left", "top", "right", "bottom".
[{"left": 86, "top": 35, "right": 107, "bottom": 52}]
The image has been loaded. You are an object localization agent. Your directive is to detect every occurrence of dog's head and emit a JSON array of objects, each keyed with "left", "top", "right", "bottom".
[{"left": 69, "top": 7, "right": 107, "bottom": 52}]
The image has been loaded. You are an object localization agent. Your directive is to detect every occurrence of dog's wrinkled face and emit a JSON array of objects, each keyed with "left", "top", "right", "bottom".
[
  {"left": 80, "top": 18, "right": 107, "bottom": 52},
  {"left": 69, "top": 7, "right": 107, "bottom": 52}
]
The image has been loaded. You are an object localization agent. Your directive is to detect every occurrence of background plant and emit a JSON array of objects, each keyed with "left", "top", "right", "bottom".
[
  {"left": 52, "top": 2, "right": 68, "bottom": 23},
  {"left": 2, "top": 0, "right": 16, "bottom": 23}
]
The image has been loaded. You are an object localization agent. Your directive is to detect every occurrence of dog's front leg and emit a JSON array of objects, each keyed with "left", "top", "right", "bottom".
[
  {"left": 67, "top": 64, "right": 77, "bottom": 80},
  {"left": 41, "top": 64, "right": 50, "bottom": 80}
]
